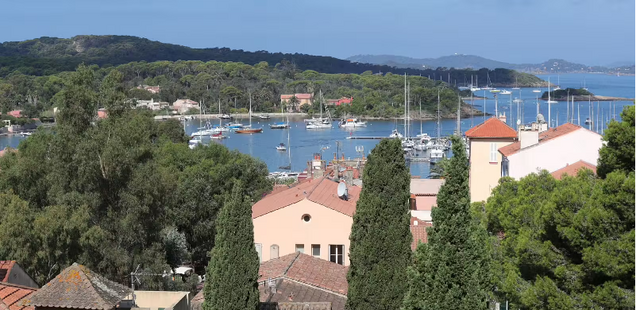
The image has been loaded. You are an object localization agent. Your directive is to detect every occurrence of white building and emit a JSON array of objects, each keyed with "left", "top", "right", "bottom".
[
  {"left": 499, "top": 123, "right": 603, "bottom": 179},
  {"left": 136, "top": 98, "right": 169, "bottom": 111}
]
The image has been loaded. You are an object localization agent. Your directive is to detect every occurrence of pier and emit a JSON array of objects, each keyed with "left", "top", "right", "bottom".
[{"left": 346, "top": 136, "right": 388, "bottom": 140}]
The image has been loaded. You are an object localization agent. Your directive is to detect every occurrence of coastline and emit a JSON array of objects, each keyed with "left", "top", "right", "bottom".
[{"left": 539, "top": 95, "right": 634, "bottom": 102}]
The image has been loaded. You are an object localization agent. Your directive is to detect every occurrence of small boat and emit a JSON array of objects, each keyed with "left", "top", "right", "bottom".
[
  {"left": 276, "top": 143, "right": 286, "bottom": 151},
  {"left": 226, "top": 123, "right": 243, "bottom": 129},
  {"left": 211, "top": 132, "right": 227, "bottom": 139},
  {"left": 259, "top": 114, "right": 270, "bottom": 119},
  {"left": 306, "top": 121, "right": 331, "bottom": 129},
  {"left": 546, "top": 100, "right": 558, "bottom": 104},
  {"left": 500, "top": 90, "right": 512, "bottom": 95},
  {"left": 220, "top": 114, "right": 232, "bottom": 119},
  {"left": 513, "top": 98, "right": 523, "bottom": 104},
  {"left": 270, "top": 122, "right": 290, "bottom": 129},
  {"left": 235, "top": 96, "right": 263, "bottom": 134},
  {"left": 585, "top": 118, "right": 592, "bottom": 125},
  {"left": 389, "top": 129, "right": 403, "bottom": 139},
  {"left": 553, "top": 86, "right": 561, "bottom": 91},
  {"left": 188, "top": 136, "right": 203, "bottom": 149},
  {"left": 512, "top": 77, "right": 520, "bottom": 90},
  {"left": 339, "top": 118, "right": 367, "bottom": 128},
  {"left": 489, "top": 89, "right": 501, "bottom": 93},
  {"left": 429, "top": 148, "right": 446, "bottom": 164},
  {"left": 532, "top": 89, "right": 541, "bottom": 93}
]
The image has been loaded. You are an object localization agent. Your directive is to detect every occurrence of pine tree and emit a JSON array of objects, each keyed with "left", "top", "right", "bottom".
[
  {"left": 403, "top": 136, "right": 492, "bottom": 310},
  {"left": 203, "top": 181, "right": 260, "bottom": 310},
  {"left": 346, "top": 138, "right": 412, "bottom": 310}
]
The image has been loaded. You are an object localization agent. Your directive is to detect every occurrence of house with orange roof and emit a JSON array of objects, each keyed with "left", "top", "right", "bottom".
[
  {"left": 0, "top": 261, "right": 38, "bottom": 288},
  {"left": 280, "top": 94, "right": 314, "bottom": 111},
  {"left": 499, "top": 123, "right": 602, "bottom": 180},
  {"left": 409, "top": 179, "right": 445, "bottom": 222},
  {"left": 253, "top": 177, "right": 432, "bottom": 266},
  {"left": 551, "top": 160, "right": 597, "bottom": 180},
  {"left": 465, "top": 116, "right": 518, "bottom": 202}
]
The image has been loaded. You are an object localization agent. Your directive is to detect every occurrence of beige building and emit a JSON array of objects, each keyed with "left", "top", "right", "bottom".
[
  {"left": 465, "top": 117, "right": 518, "bottom": 202},
  {"left": 253, "top": 177, "right": 431, "bottom": 266},
  {"left": 129, "top": 291, "right": 190, "bottom": 310},
  {"left": 280, "top": 94, "right": 314, "bottom": 111}
]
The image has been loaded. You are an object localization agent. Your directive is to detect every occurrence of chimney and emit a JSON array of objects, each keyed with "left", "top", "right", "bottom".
[
  {"left": 409, "top": 194, "right": 416, "bottom": 210},
  {"left": 343, "top": 167, "right": 354, "bottom": 186},
  {"left": 519, "top": 129, "right": 539, "bottom": 149},
  {"left": 498, "top": 112, "right": 507, "bottom": 123}
]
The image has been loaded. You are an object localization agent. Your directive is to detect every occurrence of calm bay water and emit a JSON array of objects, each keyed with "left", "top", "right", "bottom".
[{"left": 1, "top": 73, "right": 633, "bottom": 178}]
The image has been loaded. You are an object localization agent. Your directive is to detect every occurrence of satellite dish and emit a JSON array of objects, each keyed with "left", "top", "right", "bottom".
[
  {"left": 337, "top": 182, "right": 348, "bottom": 200},
  {"left": 516, "top": 119, "right": 521, "bottom": 125}
]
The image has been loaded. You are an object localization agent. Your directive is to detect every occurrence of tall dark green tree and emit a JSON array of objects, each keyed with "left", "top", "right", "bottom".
[
  {"left": 403, "top": 136, "right": 491, "bottom": 310},
  {"left": 597, "top": 105, "right": 634, "bottom": 178},
  {"left": 203, "top": 181, "right": 260, "bottom": 310},
  {"left": 346, "top": 138, "right": 412, "bottom": 310}
]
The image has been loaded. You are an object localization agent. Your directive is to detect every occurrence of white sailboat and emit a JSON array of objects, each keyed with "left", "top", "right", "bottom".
[
  {"left": 481, "top": 72, "right": 494, "bottom": 90},
  {"left": 279, "top": 126, "right": 292, "bottom": 170},
  {"left": 512, "top": 77, "right": 520, "bottom": 90},
  {"left": 306, "top": 90, "right": 332, "bottom": 129}
]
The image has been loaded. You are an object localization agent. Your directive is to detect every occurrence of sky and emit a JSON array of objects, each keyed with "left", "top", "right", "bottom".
[{"left": 2, "top": 0, "right": 634, "bottom": 66}]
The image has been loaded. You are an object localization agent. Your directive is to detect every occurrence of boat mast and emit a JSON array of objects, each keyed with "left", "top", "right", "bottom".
[
  {"left": 287, "top": 123, "right": 291, "bottom": 168},
  {"left": 437, "top": 89, "right": 441, "bottom": 139},
  {"left": 319, "top": 89, "right": 323, "bottom": 120},
  {"left": 249, "top": 93, "right": 253, "bottom": 127},
  {"left": 577, "top": 99, "right": 580, "bottom": 125},
  {"left": 566, "top": 91, "right": 569, "bottom": 124},
  {"left": 419, "top": 98, "right": 423, "bottom": 134},
  {"left": 588, "top": 95, "right": 592, "bottom": 130},
  {"left": 456, "top": 94, "right": 461, "bottom": 135},
  {"left": 404, "top": 73, "right": 407, "bottom": 136},
  {"left": 548, "top": 77, "right": 551, "bottom": 128},
  {"left": 470, "top": 76, "right": 474, "bottom": 127},
  {"left": 483, "top": 90, "right": 487, "bottom": 121},
  {"left": 407, "top": 81, "right": 410, "bottom": 139}
]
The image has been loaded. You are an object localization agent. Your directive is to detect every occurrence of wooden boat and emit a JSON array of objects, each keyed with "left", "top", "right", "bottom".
[{"left": 235, "top": 94, "right": 263, "bottom": 134}]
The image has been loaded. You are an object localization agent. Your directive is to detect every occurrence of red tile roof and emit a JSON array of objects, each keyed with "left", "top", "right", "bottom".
[
  {"left": 25, "top": 263, "right": 131, "bottom": 310},
  {"left": 410, "top": 217, "right": 433, "bottom": 251},
  {"left": 0, "top": 282, "right": 36, "bottom": 310},
  {"left": 551, "top": 160, "right": 597, "bottom": 180},
  {"left": 499, "top": 123, "right": 585, "bottom": 157},
  {"left": 465, "top": 117, "right": 518, "bottom": 139},
  {"left": 252, "top": 178, "right": 361, "bottom": 219},
  {"left": 0, "top": 261, "right": 15, "bottom": 283}
]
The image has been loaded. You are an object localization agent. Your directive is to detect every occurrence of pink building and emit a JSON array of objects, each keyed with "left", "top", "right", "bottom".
[
  {"left": 7, "top": 110, "right": 22, "bottom": 118},
  {"left": 409, "top": 179, "right": 445, "bottom": 222},
  {"left": 171, "top": 99, "right": 200, "bottom": 114},
  {"left": 280, "top": 93, "right": 314, "bottom": 110},
  {"left": 253, "top": 177, "right": 434, "bottom": 266},
  {"left": 97, "top": 108, "right": 108, "bottom": 119}
]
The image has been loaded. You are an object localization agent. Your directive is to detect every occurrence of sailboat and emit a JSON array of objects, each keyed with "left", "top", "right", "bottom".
[
  {"left": 582, "top": 79, "right": 588, "bottom": 91},
  {"left": 553, "top": 74, "right": 561, "bottom": 91},
  {"left": 279, "top": 127, "right": 292, "bottom": 170},
  {"left": 306, "top": 90, "right": 332, "bottom": 129},
  {"left": 546, "top": 78, "right": 558, "bottom": 104},
  {"left": 235, "top": 94, "right": 263, "bottom": 134},
  {"left": 512, "top": 77, "right": 520, "bottom": 90},
  {"left": 270, "top": 104, "right": 290, "bottom": 129},
  {"left": 481, "top": 72, "right": 494, "bottom": 90}
]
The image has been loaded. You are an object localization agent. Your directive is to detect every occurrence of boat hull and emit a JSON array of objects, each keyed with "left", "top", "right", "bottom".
[{"left": 235, "top": 128, "right": 263, "bottom": 134}]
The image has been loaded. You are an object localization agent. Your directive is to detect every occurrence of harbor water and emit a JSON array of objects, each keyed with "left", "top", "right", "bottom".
[{"left": 1, "top": 73, "right": 633, "bottom": 178}]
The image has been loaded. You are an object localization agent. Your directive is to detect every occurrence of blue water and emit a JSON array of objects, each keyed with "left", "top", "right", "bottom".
[{"left": 1, "top": 73, "right": 633, "bottom": 178}]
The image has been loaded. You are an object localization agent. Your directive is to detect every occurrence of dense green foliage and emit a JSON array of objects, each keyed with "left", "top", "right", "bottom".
[
  {"left": 403, "top": 136, "right": 492, "bottom": 310},
  {"left": 0, "top": 65, "right": 271, "bottom": 288},
  {"left": 541, "top": 88, "right": 592, "bottom": 99},
  {"left": 0, "top": 59, "right": 478, "bottom": 119},
  {"left": 476, "top": 112, "right": 635, "bottom": 309},
  {"left": 597, "top": 105, "right": 635, "bottom": 178},
  {"left": 346, "top": 138, "right": 412, "bottom": 310},
  {"left": 203, "top": 182, "right": 260, "bottom": 310}
]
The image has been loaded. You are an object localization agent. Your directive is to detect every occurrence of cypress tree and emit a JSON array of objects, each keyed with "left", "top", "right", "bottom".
[
  {"left": 403, "top": 136, "right": 491, "bottom": 310},
  {"left": 346, "top": 138, "right": 412, "bottom": 310},
  {"left": 203, "top": 181, "right": 260, "bottom": 310}
]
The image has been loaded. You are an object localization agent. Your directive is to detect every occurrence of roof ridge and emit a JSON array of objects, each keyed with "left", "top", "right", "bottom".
[
  {"left": 283, "top": 252, "right": 301, "bottom": 277},
  {"left": 0, "top": 281, "right": 37, "bottom": 291},
  {"left": 282, "top": 277, "right": 348, "bottom": 298}
]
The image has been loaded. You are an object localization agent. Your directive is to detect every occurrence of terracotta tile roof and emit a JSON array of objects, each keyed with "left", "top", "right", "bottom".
[
  {"left": 551, "top": 160, "right": 597, "bottom": 180},
  {"left": 25, "top": 263, "right": 132, "bottom": 310},
  {"left": 260, "top": 280, "right": 344, "bottom": 310},
  {"left": 193, "top": 253, "right": 348, "bottom": 310},
  {"left": 499, "top": 123, "right": 585, "bottom": 157},
  {"left": 253, "top": 178, "right": 361, "bottom": 219},
  {"left": 0, "top": 261, "right": 15, "bottom": 283},
  {"left": 410, "top": 179, "right": 445, "bottom": 196},
  {"left": 0, "top": 282, "right": 36, "bottom": 310},
  {"left": 410, "top": 217, "right": 433, "bottom": 251},
  {"left": 281, "top": 94, "right": 313, "bottom": 100},
  {"left": 465, "top": 117, "right": 518, "bottom": 139}
]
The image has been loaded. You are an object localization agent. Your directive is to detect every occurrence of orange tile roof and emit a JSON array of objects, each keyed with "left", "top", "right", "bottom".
[
  {"left": 465, "top": 117, "right": 518, "bottom": 139},
  {"left": 410, "top": 217, "right": 433, "bottom": 251},
  {"left": 0, "top": 282, "right": 36, "bottom": 310},
  {"left": 551, "top": 160, "right": 597, "bottom": 180},
  {"left": 252, "top": 178, "right": 360, "bottom": 219},
  {"left": 0, "top": 261, "right": 15, "bottom": 283},
  {"left": 499, "top": 123, "right": 586, "bottom": 157}
]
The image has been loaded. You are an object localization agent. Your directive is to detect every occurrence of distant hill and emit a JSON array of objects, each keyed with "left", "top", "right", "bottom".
[
  {"left": 0, "top": 35, "right": 546, "bottom": 86},
  {"left": 347, "top": 54, "right": 632, "bottom": 74}
]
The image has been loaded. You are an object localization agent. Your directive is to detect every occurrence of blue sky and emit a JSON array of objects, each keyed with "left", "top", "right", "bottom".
[{"left": 3, "top": 0, "right": 634, "bottom": 65}]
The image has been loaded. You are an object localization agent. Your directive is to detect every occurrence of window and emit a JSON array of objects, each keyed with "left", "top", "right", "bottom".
[
  {"left": 295, "top": 244, "right": 304, "bottom": 253},
  {"left": 302, "top": 214, "right": 311, "bottom": 223},
  {"left": 490, "top": 143, "right": 497, "bottom": 163},
  {"left": 329, "top": 245, "right": 344, "bottom": 265},
  {"left": 311, "top": 244, "right": 321, "bottom": 257},
  {"left": 255, "top": 243, "right": 262, "bottom": 263},
  {"left": 270, "top": 244, "right": 279, "bottom": 260},
  {"left": 501, "top": 157, "right": 509, "bottom": 177}
]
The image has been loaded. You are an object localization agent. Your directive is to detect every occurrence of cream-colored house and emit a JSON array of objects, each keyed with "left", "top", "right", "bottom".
[
  {"left": 253, "top": 177, "right": 430, "bottom": 265},
  {"left": 499, "top": 123, "right": 602, "bottom": 179},
  {"left": 465, "top": 117, "right": 518, "bottom": 202}
]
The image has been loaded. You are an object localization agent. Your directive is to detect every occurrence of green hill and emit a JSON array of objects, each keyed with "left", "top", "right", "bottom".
[{"left": 0, "top": 35, "right": 542, "bottom": 86}]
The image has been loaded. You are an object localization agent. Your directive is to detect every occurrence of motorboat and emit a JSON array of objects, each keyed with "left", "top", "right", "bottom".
[
  {"left": 220, "top": 114, "right": 232, "bottom": 119},
  {"left": 188, "top": 136, "right": 203, "bottom": 149},
  {"left": 532, "top": 89, "right": 542, "bottom": 93},
  {"left": 339, "top": 118, "right": 367, "bottom": 128},
  {"left": 259, "top": 114, "right": 271, "bottom": 119},
  {"left": 416, "top": 132, "right": 431, "bottom": 140},
  {"left": 429, "top": 148, "right": 446, "bottom": 164},
  {"left": 276, "top": 143, "right": 287, "bottom": 151},
  {"left": 389, "top": 129, "right": 403, "bottom": 139},
  {"left": 211, "top": 132, "right": 227, "bottom": 139},
  {"left": 585, "top": 118, "right": 592, "bottom": 125},
  {"left": 211, "top": 126, "right": 230, "bottom": 133},
  {"left": 500, "top": 90, "right": 512, "bottom": 95},
  {"left": 226, "top": 123, "right": 243, "bottom": 129},
  {"left": 546, "top": 100, "right": 559, "bottom": 104},
  {"left": 306, "top": 121, "right": 331, "bottom": 129},
  {"left": 270, "top": 122, "right": 290, "bottom": 129}
]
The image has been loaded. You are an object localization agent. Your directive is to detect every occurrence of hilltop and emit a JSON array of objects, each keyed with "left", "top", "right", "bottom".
[
  {"left": 0, "top": 35, "right": 543, "bottom": 86},
  {"left": 347, "top": 54, "right": 635, "bottom": 74}
]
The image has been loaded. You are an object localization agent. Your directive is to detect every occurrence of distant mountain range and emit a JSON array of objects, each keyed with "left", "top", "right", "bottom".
[{"left": 347, "top": 54, "right": 635, "bottom": 74}]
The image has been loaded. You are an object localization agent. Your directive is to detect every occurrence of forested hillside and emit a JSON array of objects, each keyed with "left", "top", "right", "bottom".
[{"left": 0, "top": 35, "right": 543, "bottom": 86}]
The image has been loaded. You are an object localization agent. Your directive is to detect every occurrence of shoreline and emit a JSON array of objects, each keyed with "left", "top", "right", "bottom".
[{"left": 539, "top": 95, "right": 634, "bottom": 102}]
